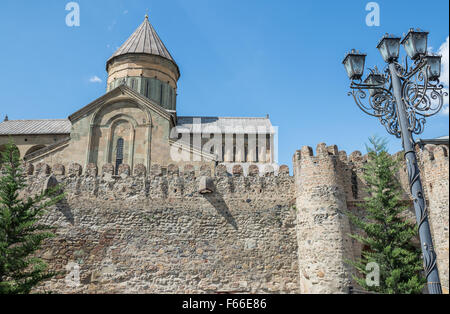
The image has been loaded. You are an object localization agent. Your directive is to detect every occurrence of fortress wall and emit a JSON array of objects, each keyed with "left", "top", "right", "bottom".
[
  {"left": 25, "top": 163, "right": 299, "bottom": 294},
  {"left": 293, "top": 143, "right": 449, "bottom": 294},
  {"left": 13, "top": 142, "right": 448, "bottom": 294}
]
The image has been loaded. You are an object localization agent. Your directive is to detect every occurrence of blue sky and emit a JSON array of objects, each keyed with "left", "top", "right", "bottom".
[{"left": 0, "top": 0, "right": 448, "bottom": 167}]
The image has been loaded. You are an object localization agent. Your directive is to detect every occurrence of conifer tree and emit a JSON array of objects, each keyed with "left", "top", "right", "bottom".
[
  {"left": 347, "top": 136, "right": 425, "bottom": 294},
  {"left": 0, "top": 142, "right": 63, "bottom": 294}
]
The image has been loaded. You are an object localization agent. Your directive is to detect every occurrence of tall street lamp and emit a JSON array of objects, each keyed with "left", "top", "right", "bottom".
[{"left": 343, "top": 29, "right": 447, "bottom": 294}]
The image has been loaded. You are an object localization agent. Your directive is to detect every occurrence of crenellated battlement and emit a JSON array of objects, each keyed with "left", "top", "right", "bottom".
[
  {"left": 25, "top": 162, "right": 292, "bottom": 178},
  {"left": 418, "top": 144, "right": 449, "bottom": 176},
  {"left": 291, "top": 142, "right": 450, "bottom": 203},
  {"left": 22, "top": 162, "right": 295, "bottom": 201},
  {"left": 416, "top": 144, "right": 449, "bottom": 200}
]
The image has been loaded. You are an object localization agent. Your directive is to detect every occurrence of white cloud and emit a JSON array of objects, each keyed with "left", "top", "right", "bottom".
[
  {"left": 108, "top": 20, "right": 117, "bottom": 31},
  {"left": 89, "top": 76, "right": 102, "bottom": 83},
  {"left": 438, "top": 36, "right": 449, "bottom": 86},
  {"left": 438, "top": 36, "right": 449, "bottom": 115}
]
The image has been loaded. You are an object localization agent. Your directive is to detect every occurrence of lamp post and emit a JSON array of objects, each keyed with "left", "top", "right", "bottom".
[{"left": 343, "top": 29, "right": 448, "bottom": 294}]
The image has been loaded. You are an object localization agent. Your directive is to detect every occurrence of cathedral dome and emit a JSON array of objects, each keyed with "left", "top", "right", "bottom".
[
  {"left": 106, "top": 15, "right": 177, "bottom": 70},
  {"left": 106, "top": 15, "right": 180, "bottom": 112}
]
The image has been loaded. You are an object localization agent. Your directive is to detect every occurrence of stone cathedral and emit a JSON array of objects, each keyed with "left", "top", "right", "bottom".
[{"left": 0, "top": 16, "right": 277, "bottom": 175}]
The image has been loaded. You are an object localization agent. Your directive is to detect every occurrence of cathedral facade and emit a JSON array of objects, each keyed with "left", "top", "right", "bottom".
[{"left": 0, "top": 16, "right": 277, "bottom": 175}]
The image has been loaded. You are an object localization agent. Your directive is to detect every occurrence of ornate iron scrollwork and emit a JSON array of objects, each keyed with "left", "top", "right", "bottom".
[
  {"left": 349, "top": 76, "right": 402, "bottom": 138},
  {"left": 348, "top": 57, "right": 448, "bottom": 138}
]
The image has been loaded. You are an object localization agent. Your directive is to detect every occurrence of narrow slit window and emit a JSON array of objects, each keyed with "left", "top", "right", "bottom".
[{"left": 115, "top": 138, "right": 124, "bottom": 175}]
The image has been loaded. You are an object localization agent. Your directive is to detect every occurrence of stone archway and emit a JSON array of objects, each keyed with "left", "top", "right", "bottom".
[{"left": 87, "top": 99, "right": 152, "bottom": 172}]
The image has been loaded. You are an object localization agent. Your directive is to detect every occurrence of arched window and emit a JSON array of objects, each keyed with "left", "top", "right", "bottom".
[
  {"left": 24, "top": 145, "right": 46, "bottom": 157},
  {"left": 115, "top": 138, "right": 124, "bottom": 175}
]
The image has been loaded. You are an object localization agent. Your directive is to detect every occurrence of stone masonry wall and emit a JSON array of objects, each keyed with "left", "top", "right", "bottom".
[
  {"left": 293, "top": 143, "right": 449, "bottom": 294},
  {"left": 25, "top": 163, "right": 299, "bottom": 294},
  {"left": 9, "top": 142, "right": 448, "bottom": 294},
  {"left": 417, "top": 145, "right": 449, "bottom": 293},
  {"left": 293, "top": 144, "right": 353, "bottom": 294}
]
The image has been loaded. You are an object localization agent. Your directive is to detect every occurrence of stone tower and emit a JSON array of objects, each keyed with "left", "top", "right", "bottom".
[
  {"left": 293, "top": 144, "right": 354, "bottom": 293},
  {"left": 106, "top": 15, "right": 180, "bottom": 113}
]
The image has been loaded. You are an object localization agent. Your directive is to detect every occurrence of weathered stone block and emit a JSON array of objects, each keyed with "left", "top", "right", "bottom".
[
  {"left": 316, "top": 143, "right": 328, "bottom": 157},
  {"left": 167, "top": 164, "right": 179, "bottom": 176},
  {"left": 248, "top": 165, "right": 259, "bottom": 177},
  {"left": 68, "top": 163, "right": 82, "bottom": 176},
  {"left": 24, "top": 163, "right": 34, "bottom": 176},
  {"left": 279, "top": 165, "right": 290, "bottom": 176},
  {"left": 134, "top": 164, "right": 146, "bottom": 177},
  {"left": 215, "top": 164, "right": 228, "bottom": 177},
  {"left": 301, "top": 146, "right": 314, "bottom": 158},
  {"left": 434, "top": 146, "right": 448, "bottom": 159},
  {"left": 338, "top": 151, "right": 348, "bottom": 162},
  {"left": 200, "top": 164, "right": 211, "bottom": 176},
  {"left": 102, "top": 163, "right": 115, "bottom": 176},
  {"left": 53, "top": 164, "right": 65, "bottom": 176},
  {"left": 86, "top": 163, "right": 98, "bottom": 177},
  {"left": 35, "top": 163, "right": 51, "bottom": 177},
  {"left": 199, "top": 176, "right": 214, "bottom": 194},
  {"left": 264, "top": 165, "right": 274, "bottom": 177},
  {"left": 118, "top": 164, "right": 130, "bottom": 176},
  {"left": 232, "top": 165, "right": 243, "bottom": 176},
  {"left": 349, "top": 151, "right": 362, "bottom": 163},
  {"left": 150, "top": 164, "right": 162, "bottom": 176},
  {"left": 327, "top": 145, "right": 339, "bottom": 156},
  {"left": 183, "top": 164, "right": 195, "bottom": 178}
]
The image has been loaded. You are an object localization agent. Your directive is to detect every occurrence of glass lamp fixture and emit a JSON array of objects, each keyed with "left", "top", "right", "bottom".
[
  {"left": 343, "top": 49, "right": 367, "bottom": 80},
  {"left": 377, "top": 34, "right": 401, "bottom": 63},
  {"left": 425, "top": 54, "right": 442, "bottom": 81},
  {"left": 401, "top": 28, "right": 429, "bottom": 60},
  {"left": 364, "top": 72, "right": 386, "bottom": 96}
]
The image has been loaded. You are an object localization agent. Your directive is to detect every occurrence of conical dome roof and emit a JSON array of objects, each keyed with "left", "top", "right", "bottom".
[{"left": 107, "top": 16, "right": 176, "bottom": 68}]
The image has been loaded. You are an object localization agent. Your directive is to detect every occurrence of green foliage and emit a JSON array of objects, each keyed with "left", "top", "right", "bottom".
[
  {"left": 347, "top": 136, "right": 425, "bottom": 294},
  {"left": 0, "top": 141, "right": 64, "bottom": 294}
]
